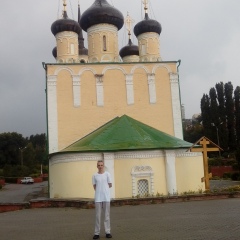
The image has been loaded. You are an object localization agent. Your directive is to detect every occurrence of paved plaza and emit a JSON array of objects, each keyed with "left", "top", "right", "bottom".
[{"left": 1, "top": 198, "right": 240, "bottom": 240}]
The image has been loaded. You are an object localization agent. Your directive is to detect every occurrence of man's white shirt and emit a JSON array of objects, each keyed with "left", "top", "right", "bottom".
[{"left": 92, "top": 171, "right": 112, "bottom": 202}]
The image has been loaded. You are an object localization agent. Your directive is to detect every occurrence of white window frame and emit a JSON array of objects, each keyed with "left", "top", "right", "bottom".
[{"left": 131, "top": 166, "right": 154, "bottom": 197}]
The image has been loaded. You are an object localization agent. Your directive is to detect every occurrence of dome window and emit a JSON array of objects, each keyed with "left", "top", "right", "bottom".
[
  {"left": 141, "top": 44, "right": 146, "bottom": 55},
  {"left": 70, "top": 43, "right": 75, "bottom": 54},
  {"left": 103, "top": 35, "right": 107, "bottom": 51}
]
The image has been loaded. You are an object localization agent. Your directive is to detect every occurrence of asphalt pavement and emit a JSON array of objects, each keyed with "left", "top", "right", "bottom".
[
  {"left": 1, "top": 180, "right": 240, "bottom": 239},
  {"left": 0, "top": 181, "right": 48, "bottom": 203},
  {"left": 0, "top": 198, "right": 240, "bottom": 240}
]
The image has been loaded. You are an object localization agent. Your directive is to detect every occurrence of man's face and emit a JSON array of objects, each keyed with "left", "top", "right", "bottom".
[{"left": 97, "top": 162, "right": 104, "bottom": 171}]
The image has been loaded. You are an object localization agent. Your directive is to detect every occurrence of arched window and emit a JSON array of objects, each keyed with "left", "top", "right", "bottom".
[{"left": 103, "top": 35, "right": 107, "bottom": 51}]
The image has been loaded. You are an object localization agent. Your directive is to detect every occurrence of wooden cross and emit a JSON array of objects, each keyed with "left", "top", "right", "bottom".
[{"left": 189, "top": 137, "right": 222, "bottom": 190}]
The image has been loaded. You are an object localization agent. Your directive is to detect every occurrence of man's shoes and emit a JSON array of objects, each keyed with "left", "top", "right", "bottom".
[
  {"left": 93, "top": 235, "right": 100, "bottom": 239},
  {"left": 106, "top": 234, "right": 112, "bottom": 238}
]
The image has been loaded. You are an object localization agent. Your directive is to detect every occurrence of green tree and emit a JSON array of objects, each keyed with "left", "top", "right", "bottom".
[
  {"left": 22, "top": 143, "right": 36, "bottom": 169},
  {"left": 209, "top": 87, "right": 219, "bottom": 124},
  {"left": 201, "top": 94, "right": 212, "bottom": 138},
  {"left": 183, "top": 123, "right": 203, "bottom": 143},
  {"left": 234, "top": 86, "right": 240, "bottom": 146},
  {"left": 225, "top": 82, "right": 236, "bottom": 150},
  {"left": 215, "top": 82, "right": 228, "bottom": 149},
  {"left": 0, "top": 132, "right": 26, "bottom": 167},
  {"left": 0, "top": 132, "right": 47, "bottom": 177}
]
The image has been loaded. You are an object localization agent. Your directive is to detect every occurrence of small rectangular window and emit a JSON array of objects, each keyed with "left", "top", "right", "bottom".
[
  {"left": 141, "top": 44, "right": 146, "bottom": 55},
  {"left": 103, "top": 35, "right": 107, "bottom": 51},
  {"left": 70, "top": 44, "right": 75, "bottom": 54}
]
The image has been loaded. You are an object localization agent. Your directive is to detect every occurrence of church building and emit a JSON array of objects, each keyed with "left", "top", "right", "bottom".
[{"left": 44, "top": 0, "right": 204, "bottom": 199}]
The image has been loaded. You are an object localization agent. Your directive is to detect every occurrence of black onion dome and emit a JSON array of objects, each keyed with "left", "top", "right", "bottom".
[
  {"left": 80, "top": 0, "right": 124, "bottom": 32},
  {"left": 119, "top": 39, "right": 139, "bottom": 58},
  {"left": 134, "top": 13, "right": 162, "bottom": 37},
  {"left": 51, "top": 11, "right": 81, "bottom": 36},
  {"left": 52, "top": 46, "right": 57, "bottom": 58}
]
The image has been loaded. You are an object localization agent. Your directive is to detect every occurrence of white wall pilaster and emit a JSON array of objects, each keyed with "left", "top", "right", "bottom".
[
  {"left": 72, "top": 75, "right": 81, "bottom": 107},
  {"left": 147, "top": 73, "right": 156, "bottom": 104},
  {"left": 125, "top": 74, "right": 134, "bottom": 105},
  {"left": 164, "top": 150, "right": 177, "bottom": 195},
  {"left": 95, "top": 74, "right": 104, "bottom": 106},
  {"left": 47, "top": 75, "right": 58, "bottom": 154},
  {"left": 104, "top": 153, "right": 115, "bottom": 199},
  {"left": 170, "top": 73, "right": 183, "bottom": 139}
]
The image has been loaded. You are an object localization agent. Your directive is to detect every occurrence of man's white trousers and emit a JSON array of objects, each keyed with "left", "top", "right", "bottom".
[{"left": 94, "top": 202, "right": 111, "bottom": 235}]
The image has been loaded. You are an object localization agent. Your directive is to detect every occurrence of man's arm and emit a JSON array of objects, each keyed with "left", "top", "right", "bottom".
[{"left": 93, "top": 184, "right": 96, "bottom": 190}]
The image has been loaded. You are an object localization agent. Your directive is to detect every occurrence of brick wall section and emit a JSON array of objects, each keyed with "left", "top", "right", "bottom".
[
  {"left": 29, "top": 193, "right": 240, "bottom": 209},
  {"left": 0, "top": 203, "right": 29, "bottom": 213},
  {"left": 210, "top": 166, "right": 233, "bottom": 177},
  {"left": 0, "top": 179, "right": 5, "bottom": 186}
]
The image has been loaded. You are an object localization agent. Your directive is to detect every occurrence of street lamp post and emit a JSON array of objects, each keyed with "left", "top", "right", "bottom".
[
  {"left": 19, "top": 146, "right": 27, "bottom": 166},
  {"left": 211, "top": 122, "right": 223, "bottom": 157}
]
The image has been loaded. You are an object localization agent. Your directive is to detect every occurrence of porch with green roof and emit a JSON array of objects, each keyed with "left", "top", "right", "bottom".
[{"left": 56, "top": 115, "right": 193, "bottom": 154}]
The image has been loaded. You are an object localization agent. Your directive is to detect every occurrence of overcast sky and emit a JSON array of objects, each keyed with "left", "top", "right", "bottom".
[{"left": 0, "top": 0, "right": 240, "bottom": 137}]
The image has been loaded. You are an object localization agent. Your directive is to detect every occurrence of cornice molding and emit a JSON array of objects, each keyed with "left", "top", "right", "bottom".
[
  {"left": 56, "top": 31, "right": 78, "bottom": 38},
  {"left": 88, "top": 24, "right": 118, "bottom": 34},
  {"left": 50, "top": 149, "right": 199, "bottom": 166}
]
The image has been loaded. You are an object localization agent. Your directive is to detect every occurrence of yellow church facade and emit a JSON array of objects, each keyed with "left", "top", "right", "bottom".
[
  {"left": 47, "top": 62, "right": 181, "bottom": 152},
  {"left": 45, "top": 0, "right": 204, "bottom": 199}
]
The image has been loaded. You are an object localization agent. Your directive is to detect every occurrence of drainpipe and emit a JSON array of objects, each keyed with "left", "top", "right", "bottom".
[
  {"left": 42, "top": 62, "right": 50, "bottom": 198},
  {"left": 177, "top": 59, "right": 184, "bottom": 139}
]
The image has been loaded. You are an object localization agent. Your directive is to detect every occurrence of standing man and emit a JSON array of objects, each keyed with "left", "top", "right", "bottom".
[{"left": 92, "top": 160, "right": 112, "bottom": 239}]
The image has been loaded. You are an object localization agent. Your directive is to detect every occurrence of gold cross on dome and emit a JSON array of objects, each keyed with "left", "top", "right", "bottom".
[
  {"left": 125, "top": 12, "right": 135, "bottom": 37},
  {"left": 142, "top": 0, "right": 149, "bottom": 13},
  {"left": 63, "top": 0, "right": 67, "bottom": 11}
]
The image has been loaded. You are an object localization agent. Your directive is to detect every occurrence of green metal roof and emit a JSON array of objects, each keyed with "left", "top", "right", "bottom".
[{"left": 57, "top": 115, "right": 192, "bottom": 154}]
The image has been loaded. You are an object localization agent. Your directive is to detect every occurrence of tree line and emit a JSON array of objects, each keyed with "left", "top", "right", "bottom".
[
  {"left": 0, "top": 132, "right": 47, "bottom": 178},
  {"left": 184, "top": 81, "right": 240, "bottom": 161},
  {"left": 201, "top": 82, "right": 240, "bottom": 151}
]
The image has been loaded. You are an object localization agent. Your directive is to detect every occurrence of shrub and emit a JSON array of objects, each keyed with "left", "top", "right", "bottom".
[
  {"left": 3, "top": 165, "right": 30, "bottom": 177},
  {"left": 0, "top": 184, "right": 2, "bottom": 190},
  {"left": 222, "top": 172, "right": 232, "bottom": 179},
  {"left": 231, "top": 172, "right": 240, "bottom": 181},
  {"left": 42, "top": 176, "right": 48, "bottom": 181},
  {"left": 208, "top": 158, "right": 222, "bottom": 166},
  {"left": 4, "top": 177, "right": 19, "bottom": 183},
  {"left": 232, "top": 163, "right": 240, "bottom": 171},
  {"left": 30, "top": 173, "right": 39, "bottom": 178},
  {"left": 210, "top": 176, "right": 220, "bottom": 180}
]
